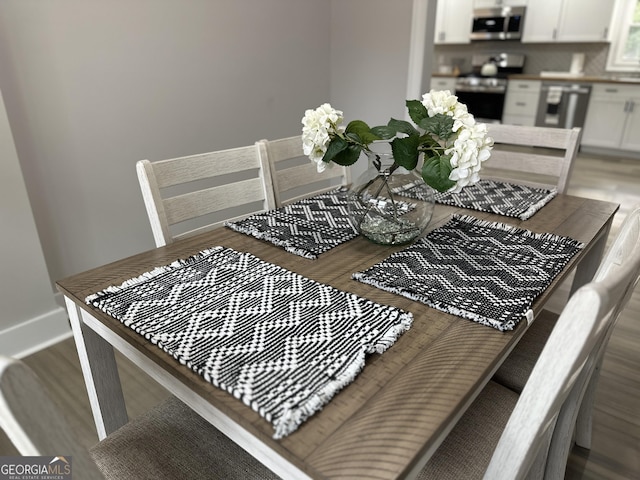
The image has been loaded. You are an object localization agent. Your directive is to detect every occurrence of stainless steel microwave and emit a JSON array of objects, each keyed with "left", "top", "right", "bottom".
[{"left": 471, "top": 6, "right": 526, "bottom": 41}]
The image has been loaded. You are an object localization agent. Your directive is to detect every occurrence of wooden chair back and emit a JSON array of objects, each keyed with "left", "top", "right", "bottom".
[
  {"left": 484, "top": 205, "right": 640, "bottom": 479},
  {"left": 136, "top": 143, "right": 276, "bottom": 247},
  {"left": 543, "top": 204, "right": 640, "bottom": 478},
  {"left": 259, "top": 135, "right": 351, "bottom": 207},
  {"left": 484, "top": 124, "right": 582, "bottom": 194}
]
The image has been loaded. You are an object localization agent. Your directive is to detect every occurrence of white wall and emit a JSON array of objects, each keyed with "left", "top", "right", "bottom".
[
  {"left": 329, "top": 0, "right": 435, "bottom": 180},
  {"left": 0, "top": 0, "right": 435, "bottom": 353},
  {"left": 0, "top": 0, "right": 331, "bottom": 288},
  {"left": 0, "top": 89, "right": 69, "bottom": 357}
]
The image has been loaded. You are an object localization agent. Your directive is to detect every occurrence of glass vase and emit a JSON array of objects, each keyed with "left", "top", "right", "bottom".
[{"left": 347, "top": 147, "right": 435, "bottom": 246}]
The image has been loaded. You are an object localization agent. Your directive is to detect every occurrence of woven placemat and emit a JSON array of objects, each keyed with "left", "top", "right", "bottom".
[
  {"left": 86, "top": 246, "right": 412, "bottom": 438},
  {"left": 431, "top": 179, "right": 557, "bottom": 220},
  {"left": 353, "top": 214, "right": 583, "bottom": 331},
  {"left": 226, "top": 188, "right": 357, "bottom": 259}
]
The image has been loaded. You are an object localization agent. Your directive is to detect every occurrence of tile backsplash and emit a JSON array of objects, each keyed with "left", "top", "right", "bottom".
[{"left": 434, "top": 42, "right": 609, "bottom": 76}]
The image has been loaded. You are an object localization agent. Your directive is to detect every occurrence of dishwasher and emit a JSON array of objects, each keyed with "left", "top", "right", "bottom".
[{"left": 535, "top": 82, "right": 591, "bottom": 129}]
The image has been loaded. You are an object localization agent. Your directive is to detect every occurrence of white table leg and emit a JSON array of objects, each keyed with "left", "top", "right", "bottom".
[
  {"left": 64, "top": 296, "right": 128, "bottom": 439},
  {"left": 569, "top": 222, "right": 612, "bottom": 296}
]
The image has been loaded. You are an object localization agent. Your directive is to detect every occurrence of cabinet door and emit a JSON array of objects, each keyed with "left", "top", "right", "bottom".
[
  {"left": 521, "top": 0, "right": 562, "bottom": 43},
  {"left": 557, "top": 0, "right": 615, "bottom": 42},
  {"left": 581, "top": 95, "right": 627, "bottom": 149},
  {"left": 430, "top": 77, "right": 458, "bottom": 92},
  {"left": 434, "top": 0, "right": 473, "bottom": 44},
  {"left": 621, "top": 99, "right": 640, "bottom": 151}
]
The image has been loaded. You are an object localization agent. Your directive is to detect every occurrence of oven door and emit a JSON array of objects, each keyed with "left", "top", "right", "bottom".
[{"left": 455, "top": 88, "right": 505, "bottom": 123}]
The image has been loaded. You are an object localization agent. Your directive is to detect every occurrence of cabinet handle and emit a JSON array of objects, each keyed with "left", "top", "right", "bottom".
[
  {"left": 515, "top": 102, "right": 527, "bottom": 106},
  {"left": 605, "top": 88, "right": 619, "bottom": 93},
  {"left": 630, "top": 101, "right": 635, "bottom": 113},
  {"left": 518, "top": 85, "right": 530, "bottom": 89},
  {"left": 624, "top": 101, "right": 630, "bottom": 113},
  {"left": 603, "top": 27, "right": 608, "bottom": 40},
  {"left": 553, "top": 28, "right": 557, "bottom": 40}
]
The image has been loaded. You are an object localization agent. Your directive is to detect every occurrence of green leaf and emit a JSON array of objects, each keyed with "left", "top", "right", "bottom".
[
  {"left": 422, "top": 154, "right": 456, "bottom": 192},
  {"left": 388, "top": 118, "right": 419, "bottom": 137},
  {"left": 370, "top": 125, "right": 396, "bottom": 140},
  {"left": 322, "top": 137, "right": 348, "bottom": 163},
  {"left": 406, "top": 100, "right": 428, "bottom": 125},
  {"left": 332, "top": 143, "right": 362, "bottom": 166},
  {"left": 419, "top": 113, "right": 456, "bottom": 140},
  {"left": 345, "top": 120, "right": 381, "bottom": 145},
  {"left": 391, "top": 135, "right": 420, "bottom": 171}
]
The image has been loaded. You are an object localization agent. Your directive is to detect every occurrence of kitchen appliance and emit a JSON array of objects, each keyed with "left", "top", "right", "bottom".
[
  {"left": 535, "top": 83, "right": 591, "bottom": 129},
  {"left": 455, "top": 53, "right": 525, "bottom": 123},
  {"left": 471, "top": 6, "right": 526, "bottom": 41}
]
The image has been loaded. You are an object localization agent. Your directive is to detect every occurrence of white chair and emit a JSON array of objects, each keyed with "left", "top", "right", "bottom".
[
  {"left": 417, "top": 205, "right": 640, "bottom": 479},
  {"left": 491, "top": 204, "right": 640, "bottom": 477},
  {"left": 259, "top": 135, "right": 351, "bottom": 207},
  {"left": 484, "top": 124, "right": 582, "bottom": 193},
  {"left": 0, "top": 356, "right": 279, "bottom": 479},
  {"left": 137, "top": 143, "right": 276, "bottom": 247}
]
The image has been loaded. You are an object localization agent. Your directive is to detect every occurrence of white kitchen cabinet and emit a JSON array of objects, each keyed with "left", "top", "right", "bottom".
[
  {"left": 582, "top": 83, "right": 640, "bottom": 152},
  {"left": 522, "top": 0, "right": 614, "bottom": 43},
  {"left": 474, "top": 0, "right": 527, "bottom": 7},
  {"left": 434, "top": 0, "right": 473, "bottom": 44},
  {"left": 502, "top": 79, "right": 541, "bottom": 126},
  {"left": 430, "top": 76, "right": 457, "bottom": 92}
]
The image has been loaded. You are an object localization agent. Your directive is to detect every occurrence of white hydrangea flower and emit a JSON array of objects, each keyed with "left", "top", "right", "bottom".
[
  {"left": 421, "top": 90, "right": 465, "bottom": 118},
  {"left": 419, "top": 92, "right": 493, "bottom": 192},
  {"left": 301, "top": 103, "right": 344, "bottom": 172}
]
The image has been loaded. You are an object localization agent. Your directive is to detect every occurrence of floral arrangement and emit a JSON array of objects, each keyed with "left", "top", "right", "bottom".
[{"left": 301, "top": 90, "right": 493, "bottom": 193}]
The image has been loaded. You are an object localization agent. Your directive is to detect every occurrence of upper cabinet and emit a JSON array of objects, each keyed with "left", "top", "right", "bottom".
[
  {"left": 434, "top": 0, "right": 473, "bottom": 44},
  {"left": 522, "top": 0, "right": 615, "bottom": 43}
]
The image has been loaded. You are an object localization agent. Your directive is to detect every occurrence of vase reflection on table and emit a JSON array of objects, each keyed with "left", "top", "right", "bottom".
[{"left": 348, "top": 145, "right": 435, "bottom": 245}]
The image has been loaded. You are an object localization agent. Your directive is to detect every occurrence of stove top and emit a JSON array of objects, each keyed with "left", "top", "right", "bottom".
[
  {"left": 455, "top": 75, "right": 508, "bottom": 92},
  {"left": 455, "top": 53, "right": 524, "bottom": 92}
]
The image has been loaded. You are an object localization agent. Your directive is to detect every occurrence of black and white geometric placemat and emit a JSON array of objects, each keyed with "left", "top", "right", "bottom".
[
  {"left": 431, "top": 179, "right": 557, "bottom": 220},
  {"left": 353, "top": 215, "right": 583, "bottom": 331},
  {"left": 226, "top": 188, "right": 358, "bottom": 259},
  {"left": 86, "top": 246, "right": 412, "bottom": 439}
]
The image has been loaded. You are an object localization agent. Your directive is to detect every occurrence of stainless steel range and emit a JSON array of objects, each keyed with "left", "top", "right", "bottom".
[{"left": 455, "top": 53, "right": 525, "bottom": 123}]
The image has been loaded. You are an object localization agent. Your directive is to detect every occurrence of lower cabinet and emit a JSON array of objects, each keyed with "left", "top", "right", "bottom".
[
  {"left": 582, "top": 83, "right": 640, "bottom": 152},
  {"left": 429, "top": 76, "right": 457, "bottom": 93},
  {"left": 502, "top": 80, "right": 541, "bottom": 126}
]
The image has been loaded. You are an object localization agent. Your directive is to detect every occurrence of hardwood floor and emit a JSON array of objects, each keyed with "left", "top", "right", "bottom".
[{"left": 1, "top": 151, "right": 638, "bottom": 478}]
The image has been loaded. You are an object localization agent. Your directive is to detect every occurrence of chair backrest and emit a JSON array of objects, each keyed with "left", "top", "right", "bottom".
[
  {"left": 0, "top": 356, "right": 105, "bottom": 478},
  {"left": 259, "top": 135, "right": 351, "bottom": 207},
  {"left": 484, "top": 124, "right": 582, "bottom": 194},
  {"left": 543, "top": 203, "right": 640, "bottom": 478},
  {"left": 137, "top": 143, "right": 276, "bottom": 247},
  {"left": 484, "top": 205, "right": 640, "bottom": 480}
]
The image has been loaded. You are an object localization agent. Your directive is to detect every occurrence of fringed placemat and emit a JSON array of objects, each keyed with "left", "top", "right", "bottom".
[
  {"left": 226, "top": 188, "right": 357, "bottom": 259},
  {"left": 431, "top": 179, "right": 557, "bottom": 220},
  {"left": 86, "top": 247, "right": 412, "bottom": 439},
  {"left": 353, "top": 215, "right": 583, "bottom": 331}
]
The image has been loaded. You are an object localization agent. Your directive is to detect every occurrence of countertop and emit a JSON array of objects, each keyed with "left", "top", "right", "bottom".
[{"left": 432, "top": 72, "right": 640, "bottom": 84}]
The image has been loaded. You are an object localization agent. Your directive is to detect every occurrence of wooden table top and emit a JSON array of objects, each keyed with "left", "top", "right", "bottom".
[{"left": 57, "top": 195, "right": 618, "bottom": 479}]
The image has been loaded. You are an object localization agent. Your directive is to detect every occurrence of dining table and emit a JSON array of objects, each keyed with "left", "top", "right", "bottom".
[{"left": 57, "top": 192, "right": 618, "bottom": 480}]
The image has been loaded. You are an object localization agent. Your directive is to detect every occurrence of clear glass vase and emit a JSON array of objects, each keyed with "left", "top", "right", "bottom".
[{"left": 347, "top": 146, "right": 435, "bottom": 246}]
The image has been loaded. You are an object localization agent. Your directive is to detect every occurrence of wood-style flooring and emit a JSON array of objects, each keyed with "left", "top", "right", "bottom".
[{"left": 1, "top": 152, "right": 638, "bottom": 479}]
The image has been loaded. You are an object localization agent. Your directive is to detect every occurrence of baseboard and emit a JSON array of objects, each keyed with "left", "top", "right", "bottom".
[{"left": 0, "top": 306, "right": 72, "bottom": 358}]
